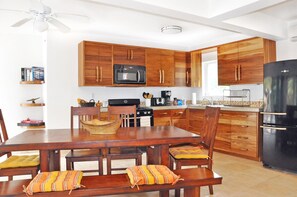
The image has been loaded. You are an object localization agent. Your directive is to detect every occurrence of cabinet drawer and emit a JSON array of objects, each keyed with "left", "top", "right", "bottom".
[
  {"left": 154, "top": 117, "right": 171, "bottom": 126},
  {"left": 154, "top": 110, "right": 171, "bottom": 117},
  {"left": 231, "top": 140, "right": 257, "bottom": 157},
  {"left": 171, "top": 109, "right": 187, "bottom": 119}
]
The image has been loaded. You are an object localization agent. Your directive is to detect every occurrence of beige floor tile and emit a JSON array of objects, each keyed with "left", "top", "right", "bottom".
[{"left": 2, "top": 151, "right": 297, "bottom": 197}]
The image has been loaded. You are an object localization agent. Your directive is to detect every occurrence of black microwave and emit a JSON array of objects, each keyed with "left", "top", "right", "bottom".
[{"left": 114, "top": 64, "right": 146, "bottom": 84}]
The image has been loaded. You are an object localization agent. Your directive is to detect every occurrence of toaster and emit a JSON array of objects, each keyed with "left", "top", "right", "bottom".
[{"left": 151, "top": 97, "right": 165, "bottom": 106}]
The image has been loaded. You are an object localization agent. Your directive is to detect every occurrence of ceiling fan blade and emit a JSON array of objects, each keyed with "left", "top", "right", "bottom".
[
  {"left": 0, "top": 8, "right": 29, "bottom": 14},
  {"left": 11, "top": 18, "right": 33, "bottom": 27},
  {"left": 52, "top": 13, "right": 89, "bottom": 22},
  {"left": 47, "top": 17, "right": 70, "bottom": 33}
]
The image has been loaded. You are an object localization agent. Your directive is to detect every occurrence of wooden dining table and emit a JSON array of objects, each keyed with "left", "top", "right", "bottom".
[{"left": 0, "top": 126, "right": 200, "bottom": 172}]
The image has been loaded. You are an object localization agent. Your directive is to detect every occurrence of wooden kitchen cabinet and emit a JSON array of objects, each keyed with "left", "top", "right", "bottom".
[
  {"left": 146, "top": 49, "right": 175, "bottom": 86},
  {"left": 218, "top": 37, "right": 276, "bottom": 85},
  {"left": 187, "top": 108, "right": 204, "bottom": 135},
  {"left": 78, "top": 41, "right": 113, "bottom": 86},
  {"left": 215, "top": 111, "right": 260, "bottom": 160},
  {"left": 174, "top": 51, "right": 191, "bottom": 87},
  {"left": 153, "top": 110, "right": 172, "bottom": 126},
  {"left": 153, "top": 108, "right": 187, "bottom": 130},
  {"left": 113, "top": 45, "right": 145, "bottom": 65}
]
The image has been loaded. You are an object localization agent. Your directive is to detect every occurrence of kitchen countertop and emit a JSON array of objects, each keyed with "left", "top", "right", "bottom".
[
  {"left": 100, "top": 105, "right": 262, "bottom": 112},
  {"left": 152, "top": 104, "right": 262, "bottom": 112}
]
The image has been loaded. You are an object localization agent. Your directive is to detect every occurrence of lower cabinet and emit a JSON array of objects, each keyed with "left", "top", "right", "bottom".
[
  {"left": 153, "top": 108, "right": 187, "bottom": 130},
  {"left": 188, "top": 109, "right": 261, "bottom": 160}
]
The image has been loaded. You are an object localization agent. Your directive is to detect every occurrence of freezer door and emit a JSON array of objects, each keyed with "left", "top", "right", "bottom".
[
  {"left": 263, "top": 60, "right": 297, "bottom": 126},
  {"left": 262, "top": 125, "right": 297, "bottom": 172}
]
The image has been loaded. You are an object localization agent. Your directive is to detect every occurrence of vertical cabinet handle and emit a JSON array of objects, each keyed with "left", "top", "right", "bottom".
[
  {"left": 237, "top": 65, "right": 241, "bottom": 81},
  {"left": 234, "top": 65, "right": 238, "bottom": 81},
  {"left": 159, "top": 70, "right": 162, "bottom": 84},
  {"left": 162, "top": 70, "right": 165, "bottom": 84},
  {"left": 186, "top": 71, "right": 189, "bottom": 85},
  {"left": 100, "top": 67, "right": 103, "bottom": 82},
  {"left": 131, "top": 50, "right": 134, "bottom": 60},
  {"left": 96, "top": 66, "right": 99, "bottom": 82}
]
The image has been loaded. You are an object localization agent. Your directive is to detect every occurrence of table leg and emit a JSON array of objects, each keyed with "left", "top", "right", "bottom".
[
  {"left": 159, "top": 144, "right": 170, "bottom": 197},
  {"left": 40, "top": 150, "right": 49, "bottom": 172},
  {"left": 184, "top": 186, "right": 200, "bottom": 197},
  {"left": 40, "top": 150, "right": 60, "bottom": 172}
]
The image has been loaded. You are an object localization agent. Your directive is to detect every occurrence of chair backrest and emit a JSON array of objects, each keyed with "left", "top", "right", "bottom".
[
  {"left": 0, "top": 109, "right": 11, "bottom": 157},
  {"left": 70, "top": 106, "right": 101, "bottom": 129},
  {"left": 107, "top": 105, "right": 137, "bottom": 127},
  {"left": 200, "top": 106, "right": 220, "bottom": 158}
]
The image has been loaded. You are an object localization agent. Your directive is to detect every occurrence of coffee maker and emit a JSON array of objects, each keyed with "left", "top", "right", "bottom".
[{"left": 161, "top": 90, "right": 171, "bottom": 106}]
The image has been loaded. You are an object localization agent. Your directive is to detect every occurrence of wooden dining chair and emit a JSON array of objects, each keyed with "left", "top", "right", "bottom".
[
  {"left": 0, "top": 109, "right": 40, "bottom": 180},
  {"left": 65, "top": 106, "right": 103, "bottom": 175},
  {"left": 169, "top": 106, "right": 220, "bottom": 196},
  {"left": 106, "top": 105, "right": 143, "bottom": 175}
]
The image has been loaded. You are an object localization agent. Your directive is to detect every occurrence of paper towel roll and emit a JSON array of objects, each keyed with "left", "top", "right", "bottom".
[{"left": 192, "top": 93, "right": 197, "bottom": 105}]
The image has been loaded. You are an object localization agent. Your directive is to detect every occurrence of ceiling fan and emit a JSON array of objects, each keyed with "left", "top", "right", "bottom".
[{"left": 0, "top": 0, "right": 89, "bottom": 33}]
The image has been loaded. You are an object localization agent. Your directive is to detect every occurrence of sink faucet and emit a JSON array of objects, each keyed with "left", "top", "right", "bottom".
[{"left": 202, "top": 97, "right": 213, "bottom": 105}]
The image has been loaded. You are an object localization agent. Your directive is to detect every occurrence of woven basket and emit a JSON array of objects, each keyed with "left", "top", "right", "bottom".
[{"left": 81, "top": 118, "right": 122, "bottom": 135}]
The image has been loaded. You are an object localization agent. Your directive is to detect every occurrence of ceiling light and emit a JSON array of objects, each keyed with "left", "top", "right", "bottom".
[
  {"left": 35, "top": 21, "right": 48, "bottom": 32},
  {"left": 161, "top": 25, "right": 182, "bottom": 34}
]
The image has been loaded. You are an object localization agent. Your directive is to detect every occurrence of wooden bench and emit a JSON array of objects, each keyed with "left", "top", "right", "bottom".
[{"left": 0, "top": 168, "right": 222, "bottom": 197}]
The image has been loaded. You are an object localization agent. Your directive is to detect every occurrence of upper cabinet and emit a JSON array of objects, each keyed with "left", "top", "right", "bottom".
[
  {"left": 113, "top": 45, "right": 145, "bottom": 65},
  {"left": 218, "top": 37, "right": 276, "bottom": 85},
  {"left": 146, "top": 49, "right": 175, "bottom": 86},
  {"left": 78, "top": 41, "right": 113, "bottom": 86},
  {"left": 174, "top": 51, "right": 191, "bottom": 87}
]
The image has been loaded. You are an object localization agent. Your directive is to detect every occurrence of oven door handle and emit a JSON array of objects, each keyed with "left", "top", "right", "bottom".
[{"left": 137, "top": 71, "right": 141, "bottom": 82}]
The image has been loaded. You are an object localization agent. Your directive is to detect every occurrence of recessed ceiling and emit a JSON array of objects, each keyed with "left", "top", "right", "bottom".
[{"left": 0, "top": 0, "right": 296, "bottom": 51}]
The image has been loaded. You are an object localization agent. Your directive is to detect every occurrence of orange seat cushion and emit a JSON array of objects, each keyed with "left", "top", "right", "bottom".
[
  {"left": 0, "top": 155, "right": 39, "bottom": 169},
  {"left": 169, "top": 145, "right": 209, "bottom": 159},
  {"left": 23, "top": 171, "right": 83, "bottom": 195},
  {"left": 126, "top": 165, "right": 182, "bottom": 189}
]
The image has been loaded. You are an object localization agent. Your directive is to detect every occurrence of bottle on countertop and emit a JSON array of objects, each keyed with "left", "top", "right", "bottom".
[{"left": 173, "top": 98, "right": 178, "bottom": 106}]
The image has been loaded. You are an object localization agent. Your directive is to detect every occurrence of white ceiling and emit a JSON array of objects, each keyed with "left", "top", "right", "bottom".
[{"left": 0, "top": 0, "right": 297, "bottom": 50}]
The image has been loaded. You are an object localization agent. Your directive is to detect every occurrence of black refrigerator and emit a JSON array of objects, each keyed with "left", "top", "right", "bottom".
[{"left": 262, "top": 59, "right": 297, "bottom": 172}]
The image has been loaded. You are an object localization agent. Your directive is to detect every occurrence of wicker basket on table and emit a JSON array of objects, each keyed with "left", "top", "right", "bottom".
[{"left": 80, "top": 118, "right": 122, "bottom": 134}]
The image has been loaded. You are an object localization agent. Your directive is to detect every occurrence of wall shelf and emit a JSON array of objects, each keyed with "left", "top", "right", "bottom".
[
  {"left": 20, "top": 103, "right": 45, "bottom": 107},
  {"left": 20, "top": 80, "right": 44, "bottom": 84}
]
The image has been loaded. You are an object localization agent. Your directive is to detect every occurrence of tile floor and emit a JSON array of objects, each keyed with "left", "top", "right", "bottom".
[{"left": 1, "top": 151, "right": 297, "bottom": 197}]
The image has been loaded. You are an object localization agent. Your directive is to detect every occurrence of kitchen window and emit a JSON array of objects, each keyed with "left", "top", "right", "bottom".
[{"left": 202, "top": 51, "right": 229, "bottom": 97}]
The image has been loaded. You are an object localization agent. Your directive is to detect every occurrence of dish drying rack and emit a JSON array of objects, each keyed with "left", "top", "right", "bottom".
[{"left": 223, "top": 89, "right": 250, "bottom": 107}]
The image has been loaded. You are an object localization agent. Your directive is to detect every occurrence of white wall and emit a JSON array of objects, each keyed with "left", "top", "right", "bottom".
[
  {"left": 276, "top": 39, "right": 297, "bottom": 60},
  {"left": 45, "top": 31, "right": 196, "bottom": 129},
  {"left": 0, "top": 33, "right": 43, "bottom": 137}
]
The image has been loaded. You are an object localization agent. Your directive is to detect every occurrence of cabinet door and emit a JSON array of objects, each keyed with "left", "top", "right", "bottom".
[
  {"left": 214, "top": 112, "right": 232, "bottom": 151},
  {"left": 113, "top": 45, "right": 145, "bottom": 65},
  {"left": 146, "top": 49, "right": 162, "bottom": 86},
  {"left": 171, "top": 109, "right": 187, "bottom": 130},
  {"left": 237, "top": 38, "right": 264, "bottom": 84},
  {"left": 153, "top": 110, "right": 172, "bottom": 126},
  {"left": 161, "top": 53, "right": 174, "bottom": 86},
  {"left": 218, "top": 42, "right": 239, "bottom": 85},
  {"left": 174, "top": 52, "right": 187, "bottom": 86},
  {"left": 187, "top": 109, "right": 204, "bottom": 134},
  {"left": 79, "top": 42, "right": 112, "bottom": 86}
]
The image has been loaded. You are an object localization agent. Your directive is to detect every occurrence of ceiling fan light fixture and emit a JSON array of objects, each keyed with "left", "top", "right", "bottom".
[
  {"left": 161, "top": 25, "right": 182, "bottom": 34},
  {"left": 35, "top": 20, "right": 48, "bottom": 32}
]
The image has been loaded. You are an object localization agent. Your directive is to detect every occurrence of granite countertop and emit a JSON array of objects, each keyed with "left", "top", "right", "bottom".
[
  {"left": 152, "top": 104, "right": 262, "bottom": 112},
  {"left": 101, "top": 104, "right": 262, "bottom": 112}
]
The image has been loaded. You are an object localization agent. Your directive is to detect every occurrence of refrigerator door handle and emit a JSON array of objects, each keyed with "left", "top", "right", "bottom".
[
  {"left": 260, "top": 126, "right": 287, "bottom": 131},
  {"left": 260, "top": 112, "right": 287, "bottom": 116}
]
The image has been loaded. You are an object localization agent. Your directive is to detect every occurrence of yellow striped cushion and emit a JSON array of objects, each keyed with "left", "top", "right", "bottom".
[
  {"left": 0, "top": 155, "right": 39, "bottom": 169},
  {"left": 126, "top": 165, "right": 181, "bottom": 189},
  {"left": 23, "top": 171, "right": 83, "bottom": 195},
  {"left": 169, "top": 145, "right": 209, "bottom": 159}
]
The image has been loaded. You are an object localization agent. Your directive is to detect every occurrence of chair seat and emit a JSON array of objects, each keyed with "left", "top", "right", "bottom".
[
  {"left": 169, "top": 145, "right": 209, "bottom": 159},
  {"left": 0, "top": 155, "right": 39, "bottom": 169},
  {"left": 65, "top": 149, "right": 101, "bottom": 159}
]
